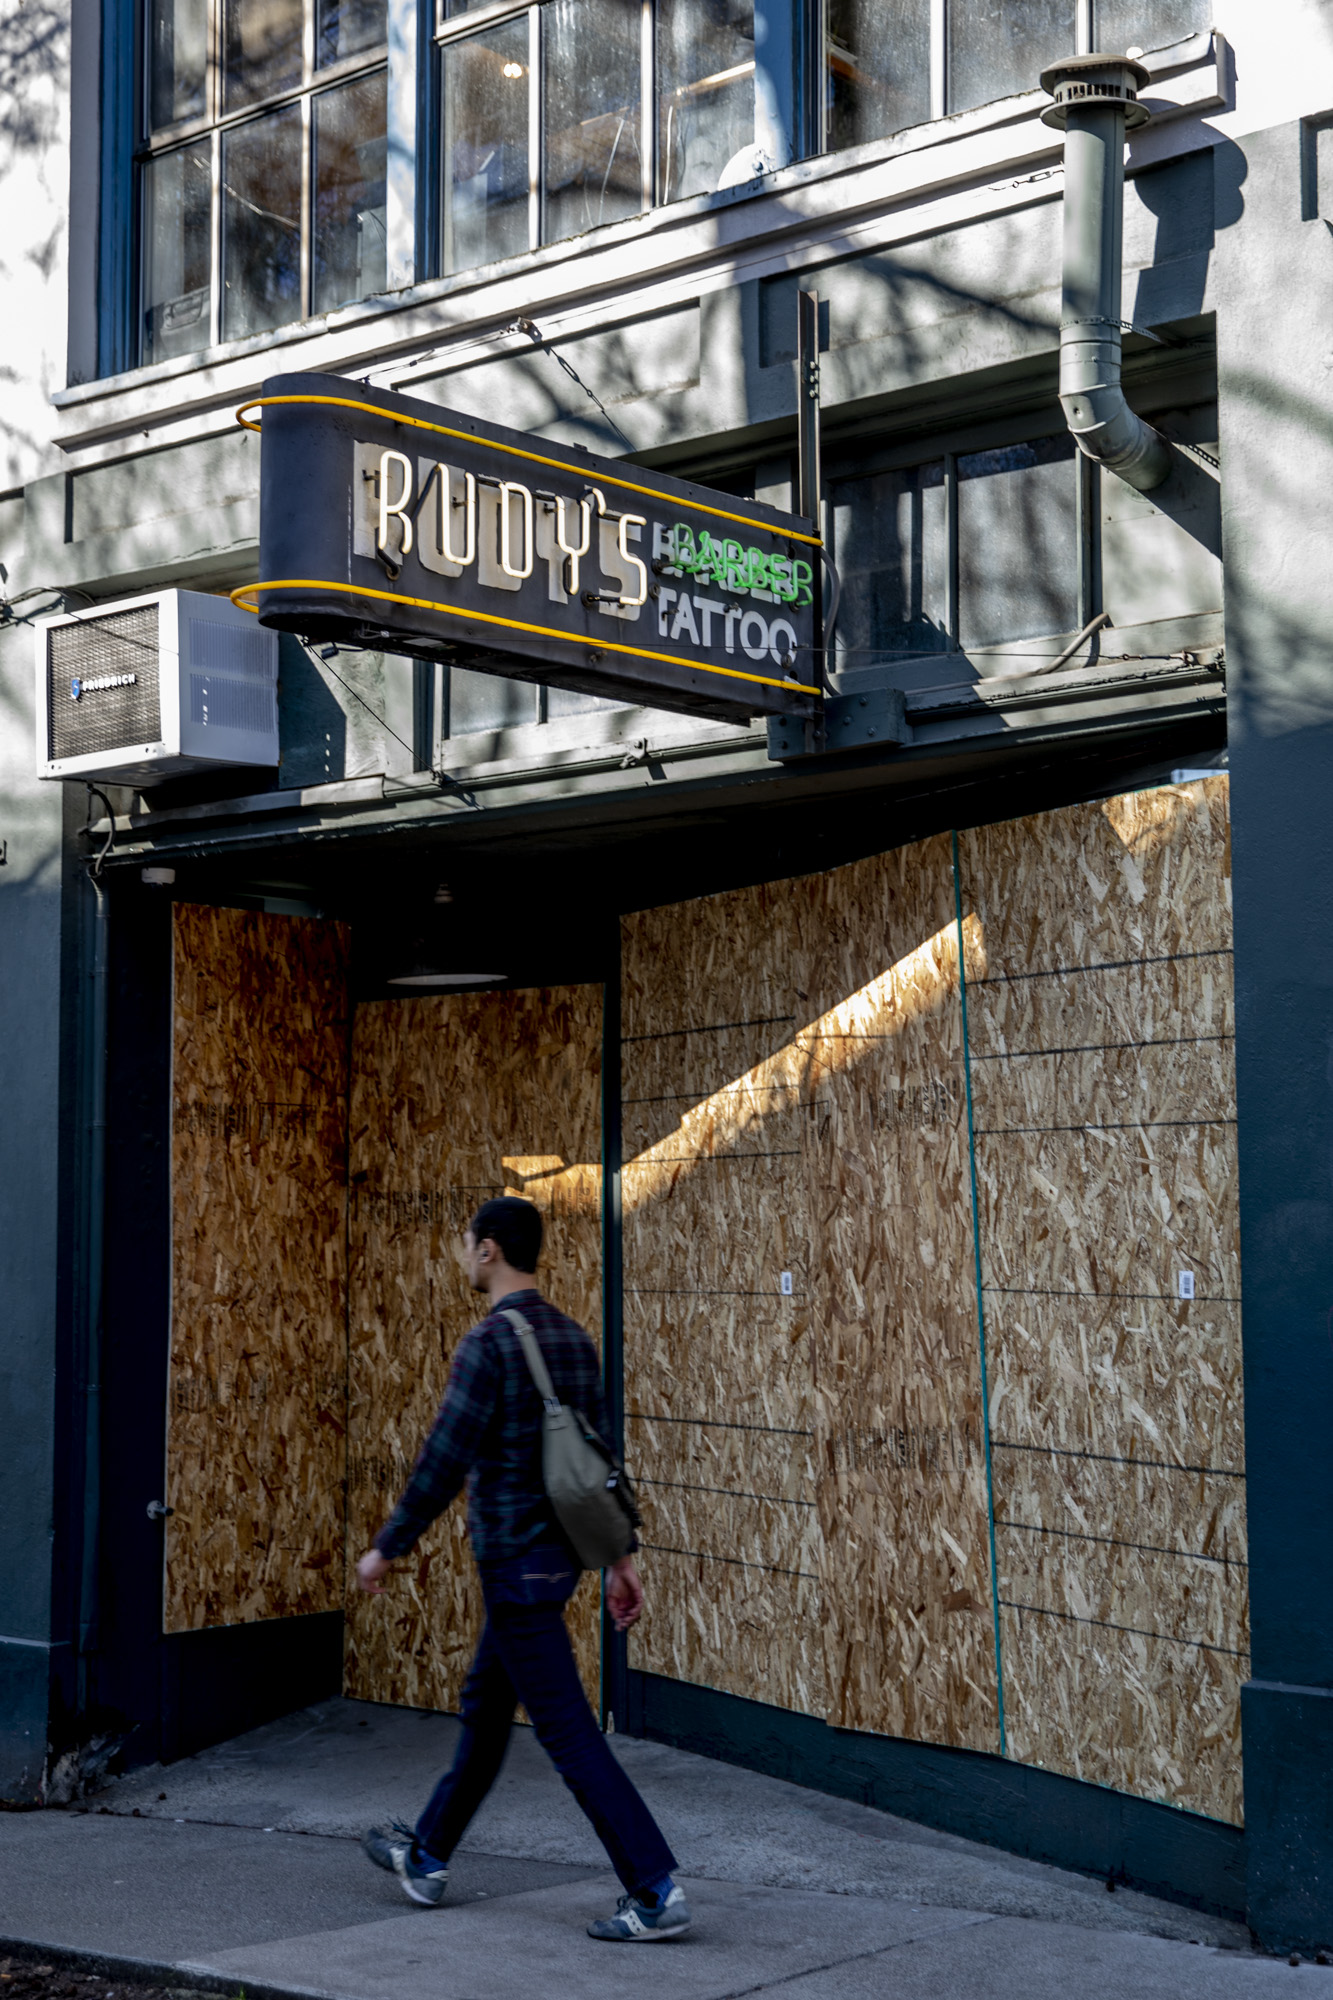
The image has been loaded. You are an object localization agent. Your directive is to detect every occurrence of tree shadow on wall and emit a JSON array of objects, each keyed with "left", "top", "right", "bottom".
[{"left": 0, "top": 0, "right": 67, "bottom": 151}]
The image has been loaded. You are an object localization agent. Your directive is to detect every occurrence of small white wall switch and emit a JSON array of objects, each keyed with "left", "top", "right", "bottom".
[
  {"left": 1178, "top": 1270, "right": 1195, "bottom": 1300},
  {"left": 780, "top": 1271, "right": 794, "bottom": 1295}
]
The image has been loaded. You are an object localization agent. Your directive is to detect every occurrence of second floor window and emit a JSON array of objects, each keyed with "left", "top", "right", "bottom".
[
  {"left": 132, "top": 0, "right": 1211, "bottom": 367},
  {"left": 141, "top": 0, "right": 388, "bottom": 363},
  {"left": 438, "top": 0, "right": 792, "bottom": 276}
]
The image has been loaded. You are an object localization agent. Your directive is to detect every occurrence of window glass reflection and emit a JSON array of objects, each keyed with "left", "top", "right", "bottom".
[
  {"left": 826, "top": 0, "right": 930, "bottom": 150},
  {"left": 948, "top": 0, "right": 1074, "bottom": 113},
  {"left": 543, "top": 0, "right": 642, "bottom": 243},
  {"left": 142, "top": 140, "right": 212, "bottom": 361},
  {"left": 316, "top": 0, "right": 386, "bottom": 69},
  {"left": 314, "top": 71, "right": 387, "bottom": 311},
  {"left": 1094, "top": 0, "right": 1209, "bottom": 53},
  {"left": 832, "top": 461, "right": 950, "bottom": 666},
  {"left": 444, "top": 20, "right": 532, "bottom": 274},
  {"left": 958, "top": 435, "right": 1078, "bottom": 649},
  {"left": 442, "top": 20, "right": 530, "bottom": 274},
  {"left": 657, "top": 0, "right": 755, "bottom": 204},
  {"left": 222, "top": 104, "right": 303, "bottom": 337},
  {"left": 223, "top": 0, "right": 303, "bottom": 111},
  {"left": 149, "top": 0, "right": 207, "bottom": 128},
  {"left": 447, "top": 667, "right": 539, "bottom": 735}
]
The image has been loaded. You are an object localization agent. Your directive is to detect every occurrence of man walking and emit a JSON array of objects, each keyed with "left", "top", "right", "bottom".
[{"left": 356, "top": 1195, "right": 689, "bottom": 1941}]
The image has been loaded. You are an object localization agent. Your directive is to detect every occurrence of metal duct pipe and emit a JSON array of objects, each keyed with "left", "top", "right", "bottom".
[{"left": 1041, "top": 56, "right": 1170, "bottom": 493}]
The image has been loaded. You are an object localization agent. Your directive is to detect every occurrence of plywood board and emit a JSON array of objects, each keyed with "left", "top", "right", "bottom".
[
  {"left": 620, "top": 776, "right": 1243, "bottom": 1822},
  {"left": 984, "top": 1291, "right": 1245, "bottom": 1472},
  {"left": 997, "top": 1601, "right": 1244, "bottom": 1822},
  {"left": 623, "top": 841, "right": 1001, "bottom": 1752},
  {"left": 963, "top": 781, "right": 1233, "bottom": 977},
  {"left": 973, "top": 1123, "right": 1240, "bottom": 1302},
  {"left": 344, "top": 986, "right": 603, "bottom": 1714},
  {"left": 622, "top": 877, "right": 825, "bottom": 1716},
  {"left": 166, "top": 904, "right": 351, "bottom": 1632},
  {"left": 803, "top": 838, "right": 999, "bottom": 1751},
  {"left": 958, "top": 777, "right": 1247, "bottom": 1823}
]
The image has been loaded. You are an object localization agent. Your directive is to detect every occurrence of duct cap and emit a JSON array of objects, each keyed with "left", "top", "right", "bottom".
[{"left": 1040, "top": 54, "right": 1152, "bottom": 129}]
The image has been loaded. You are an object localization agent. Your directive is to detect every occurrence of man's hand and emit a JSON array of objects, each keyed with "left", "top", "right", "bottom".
[
  {"left": 605, "top": 1556, "right": 644, "bottom": 1632},
  {"left": 356, "top": 1548, "right": 393, "bottom": 1594}
]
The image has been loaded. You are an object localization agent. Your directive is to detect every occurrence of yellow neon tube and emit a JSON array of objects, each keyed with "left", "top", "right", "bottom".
[
  {"left": 234, "top": 394, "right": 824, "bottom": 548},
  {"left": 229, "top": 576, "right": 815, "bottom": 698}
]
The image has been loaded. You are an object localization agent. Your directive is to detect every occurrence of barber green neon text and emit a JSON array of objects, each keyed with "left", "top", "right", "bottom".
[{"left": 669, "top": 525, "right": 813, "bottom": 607}]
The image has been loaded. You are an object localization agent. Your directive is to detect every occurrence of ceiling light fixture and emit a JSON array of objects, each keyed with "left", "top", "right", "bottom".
[
  {"left": 502, "top": 60, "right": 524, "bottom": 77},
  {"left": 387, "top": 971, "right": 507, "bottom": 988}
]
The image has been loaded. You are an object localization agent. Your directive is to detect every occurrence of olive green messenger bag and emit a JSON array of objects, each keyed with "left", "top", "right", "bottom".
[{"left": 502, "top": 1308, "right": 641, "bottom": 1570}]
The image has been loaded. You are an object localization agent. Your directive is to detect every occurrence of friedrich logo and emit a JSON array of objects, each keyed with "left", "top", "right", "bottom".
[{"left": 70, "top": 672, "right": 137, "bottom": 701}]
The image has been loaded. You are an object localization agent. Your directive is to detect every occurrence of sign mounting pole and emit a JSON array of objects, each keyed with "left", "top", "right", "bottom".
[
  {"left": 796, "top": 290, "right": 825, "bottom": 747},
  {"left": 797, "top": 290, "right": 822, "bottom": 525}
]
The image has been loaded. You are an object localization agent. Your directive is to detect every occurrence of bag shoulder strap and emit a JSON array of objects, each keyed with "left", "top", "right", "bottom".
[{"left": 501, "top": 1307, "right": 560, "bottom": 1408}]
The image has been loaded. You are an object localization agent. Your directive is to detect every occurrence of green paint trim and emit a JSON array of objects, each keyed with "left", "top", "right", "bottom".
[{"left": 952, "top": 827, "right": 1007, "bottom": 1758}]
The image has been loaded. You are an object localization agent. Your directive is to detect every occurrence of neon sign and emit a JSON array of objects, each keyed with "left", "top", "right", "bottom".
[{"left": 236, "top": 372, "right": 821, "bottom": 726}]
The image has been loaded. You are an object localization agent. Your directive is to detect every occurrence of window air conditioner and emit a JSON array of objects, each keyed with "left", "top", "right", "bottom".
[{"left": 35, "top": 588, "right": 280, "bottom": 784}]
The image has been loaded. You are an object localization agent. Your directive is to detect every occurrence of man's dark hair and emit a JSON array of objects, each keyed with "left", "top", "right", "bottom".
[{"left": 469, "top": 1196, "right": 543, "bottom": 1273}]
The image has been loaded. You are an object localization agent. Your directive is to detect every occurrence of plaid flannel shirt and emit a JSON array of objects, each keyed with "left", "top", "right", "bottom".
[{"left": 374, "top": 1288, "right": 614, "bottom": 1565}]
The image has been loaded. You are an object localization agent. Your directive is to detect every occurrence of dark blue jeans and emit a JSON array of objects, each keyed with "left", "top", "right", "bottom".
[{"left": 414, "top": 1545, "right": 676, "bottom": 1895}]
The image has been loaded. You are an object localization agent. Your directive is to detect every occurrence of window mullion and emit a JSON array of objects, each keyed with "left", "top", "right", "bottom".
[
  {"left": 639, "top": 0, "right": 652, "bottom": 214},
  {"left": 1077, "top": 454, "right": 1102, "bottom": 626},
  {"left": 527, "top": 3, "right": 540, "bottom": 250},
  {"left": 804, "top": 0, "right": 825, "bottom": 160},
  {"left": 944, "top": 450, "right": 959, "bottom": 648},
  {"left": 301, "top": 89, "right": 313, "bottom": 317},
  {"left": 209, "top": 122, "right": 222, "bottom": 347},
  {"left": 930, "top": 0, "right": 947, "bottom": 120}
]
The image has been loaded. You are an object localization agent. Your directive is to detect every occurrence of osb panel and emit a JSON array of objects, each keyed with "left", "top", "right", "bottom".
[
  {"left": 973, "top": 1122, "right": 1240, "bottom": 1302},
  {"left": 626, "top": 1293, "right": 815, "bottom": 1433},
  {"left": 622, "top": 879, "right": 817, "bottom": 1040},
  {"left": 621, "top": 878, "right": 825, "bottom": 1718},
  {"left": 804, "top": 838, "right": 999, "bottom": 1751},
  {"left": 962, "top": 779, "right": 1232, "bottom": 978},
  {"left": 626, "top": 1416, "right": 816, "bottom": 1508},
  {"left": 345, "top": 987, "right": 603, "bottom": 1714},
  {"left": 639, "top": 1469, "right": 817, "bottom": 1577},
  {"left": 969, "top": 1038, "right": 1237, "bottom": 1135},
  {"left": 997, "top": 1498, "right": 1248, "bottom": 1656},
  {"left": 634, "top": 1549, "right": 823, "bottom": 1717},
  {"left": 167, "top": 905, "right": 350, "bottom": 1633},
  {"left": 959, "top": 777, "right": 1246, "bottom": 1823},
  {"left": 624, "top": 1165, "right": 813, "bottom": 1365},
  {"left": 991, "top": 1449, "right": 1248, "bottom": 1570},
  {"left": 966, "top": 953, "right": 1234, "bottom": 1059},
  {"left": 998, "top": 1603, "right": 1245, "bottom": 1823},
  {"left": 985, "top": 1293, "right": 1245, "bottom": 1471}
]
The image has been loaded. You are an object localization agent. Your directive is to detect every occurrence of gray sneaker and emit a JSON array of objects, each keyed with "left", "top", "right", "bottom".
[
  {"left": 362, "top": 1823, "right": 449, "bottom": 1907},
  {"left": 588, "top": 1885, "right": 692, "bottom": 1940}
]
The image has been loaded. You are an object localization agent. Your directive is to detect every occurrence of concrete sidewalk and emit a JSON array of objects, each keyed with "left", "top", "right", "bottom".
[{"left": 0, "top": 1698, "right": 1325, "bottom": 1998}]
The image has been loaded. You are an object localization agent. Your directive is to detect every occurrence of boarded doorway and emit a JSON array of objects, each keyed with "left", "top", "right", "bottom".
[{"left": 344, "top": 985, "right": 605, "bottom": 1711}]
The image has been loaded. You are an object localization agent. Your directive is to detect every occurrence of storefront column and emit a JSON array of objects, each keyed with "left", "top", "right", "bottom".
[{"left": 1221, "top": 121, "right": 1333, "bottom": 1951}]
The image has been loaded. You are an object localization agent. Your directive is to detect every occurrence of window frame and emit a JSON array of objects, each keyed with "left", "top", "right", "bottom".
[
  {"left": 823, "top": 411, "right": 1105, "bottom": 667},
  {"left": 135, "top": 0, "right": 390, "bottom": 358},
  {"left": 434, "top": 0, "right": 654, "bottom": 266},
  {"left": 111, "top": 0, "right": 1200, "bottom": 379},
  {"left": 426, "top": 0, "right": 1102, "bottom": 278}
]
